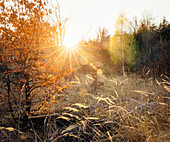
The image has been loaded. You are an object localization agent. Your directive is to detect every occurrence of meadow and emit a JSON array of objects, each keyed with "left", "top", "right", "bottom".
[{"left": 0, "top": 62, "right": 169, "bottom": 141}]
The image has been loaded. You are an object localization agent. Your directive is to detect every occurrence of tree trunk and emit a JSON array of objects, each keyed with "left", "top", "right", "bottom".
[
  {"left": 6, "top": 73, "right": 17, "bottom": 124},
  {"left": 22, "top": 79, "right": 31, "bottom": 127}
]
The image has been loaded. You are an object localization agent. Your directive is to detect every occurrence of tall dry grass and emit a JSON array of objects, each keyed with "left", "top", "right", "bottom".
[
  {"left": 35, "top": 72, "right": 169, "bottom": 141},
  {"left": 0, "top": 71, "right": 169, "bottom": 141}
]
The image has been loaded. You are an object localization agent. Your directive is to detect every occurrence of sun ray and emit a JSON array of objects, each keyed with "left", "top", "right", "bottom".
[
  {"left": 47, "top": 47, "right": 67, "bottom": 72},
  {"left": 41, "top": 36, "right": 100, "bottom": 75},
  {"left": 42, "top": 46, "right": 65, "bottom": 59},
  {"left": 61, "top": 47, "right": 69, "bottom": 69},
  {"left": 71, "top": 46, "right": 81, "bottom": 67},
  {"left": 73, "top": 46, "right": 90, "bottom": 65},
  {"left": 69, "top": 48, "right": 72, "bottom": 70}
]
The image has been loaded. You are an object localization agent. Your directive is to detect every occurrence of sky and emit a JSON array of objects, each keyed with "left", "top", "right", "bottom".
[{"left": 55, "top": 0, "right": 170, "bottom": 46}]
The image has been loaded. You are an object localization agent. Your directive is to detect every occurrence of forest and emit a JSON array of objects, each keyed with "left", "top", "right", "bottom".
[{"left": 0, "top": 0, "right": 169, "bottom": 141}]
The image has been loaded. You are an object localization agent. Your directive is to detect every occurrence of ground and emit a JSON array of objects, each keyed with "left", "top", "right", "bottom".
[{"left": 0, "top": 46, "right": 169, "bottom": 141}]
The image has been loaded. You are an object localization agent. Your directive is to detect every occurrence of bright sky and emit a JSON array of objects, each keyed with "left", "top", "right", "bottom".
[{"left": 56, "top": 0, "right": 170, "bottom": 45}]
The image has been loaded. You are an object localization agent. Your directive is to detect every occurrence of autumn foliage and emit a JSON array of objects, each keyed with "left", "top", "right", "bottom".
[{"left": 0, "top": 0, "right": 71, "bottom": 127}]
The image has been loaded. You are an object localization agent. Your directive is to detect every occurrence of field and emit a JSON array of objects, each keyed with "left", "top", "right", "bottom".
[{"left": 0, "top": 63, "right": 169, "bottom": 142}]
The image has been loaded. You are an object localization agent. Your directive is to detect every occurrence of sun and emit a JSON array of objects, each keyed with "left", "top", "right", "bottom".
[{"left": 63, "top": 38, "right": 78, "bottom": 49}]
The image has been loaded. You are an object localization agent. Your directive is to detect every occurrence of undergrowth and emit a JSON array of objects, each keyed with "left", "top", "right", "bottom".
[{"left": 0, "top": 70, "right": 169, "bottom": 142}]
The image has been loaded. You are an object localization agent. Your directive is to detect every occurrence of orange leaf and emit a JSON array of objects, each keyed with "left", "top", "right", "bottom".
[
  {"left": 0, "top": 2, "right": 3, "bottom": 7},
  {"left": 25, "top": 111, "right": 28, "bottom": 116}
]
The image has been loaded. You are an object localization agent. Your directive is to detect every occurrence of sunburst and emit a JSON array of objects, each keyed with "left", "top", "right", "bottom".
[{"left": 42, "top": 34, "right": 97, "bottom": 74}]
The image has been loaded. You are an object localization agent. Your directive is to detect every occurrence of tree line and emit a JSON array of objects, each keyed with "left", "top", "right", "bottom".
[{"left": 86, "top": 12, "right": 170, "bottom": 77}]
